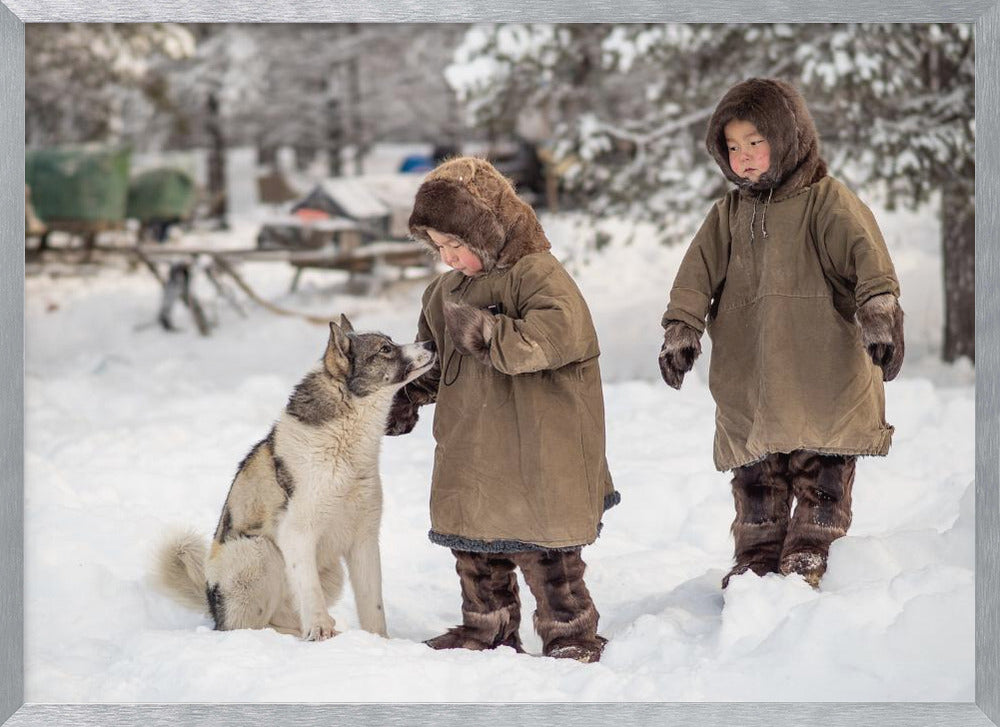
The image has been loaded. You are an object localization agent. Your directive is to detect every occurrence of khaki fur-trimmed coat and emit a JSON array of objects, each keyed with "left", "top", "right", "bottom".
[
  {"left": 406, "top": 157, "right": 617, "bottom": 551},
  {"left": 662, "top": 78, "right": 901, "bottom": 471}
]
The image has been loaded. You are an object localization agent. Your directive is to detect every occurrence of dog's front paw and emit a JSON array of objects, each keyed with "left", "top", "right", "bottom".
[{"left": 304, "top": 614, "right": 339, "bottom": 641}]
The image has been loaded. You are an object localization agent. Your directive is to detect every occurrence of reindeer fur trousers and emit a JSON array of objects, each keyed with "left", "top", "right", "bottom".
[
  {"left": 426, "top": 548, "right": 606, "bottom": 662},
  {"left": 724, "top": 451, "right": 856, "bottom": 589}
]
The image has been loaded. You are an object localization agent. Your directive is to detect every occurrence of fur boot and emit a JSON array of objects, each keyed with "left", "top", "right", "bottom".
[
  {"left": 723, "top": 454, "right": 794, "bottom": 588},
  {"left": 424, "top": 550, "right": 524, "bottom": 652},
  {"left": 780, "top": 452, "right": 856, "bottom": 588},
  {"left": 514, "top": 548, "right": 606, "bottom": 663},
  {"left": 856, "top": 293, "right": 905, "bottom": 381}
]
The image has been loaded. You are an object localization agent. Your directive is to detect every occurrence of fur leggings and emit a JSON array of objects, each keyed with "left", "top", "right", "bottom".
[
  {"left": 429, "top": 547, "right": 603, "bottom": 658},
  {"left": 724, "top": 451, "right": 856, "bottom": 588}
]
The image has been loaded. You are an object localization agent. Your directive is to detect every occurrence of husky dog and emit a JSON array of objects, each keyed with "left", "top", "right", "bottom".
[{"left": 154, "top": 315, "right": 436, "bottom": 640}]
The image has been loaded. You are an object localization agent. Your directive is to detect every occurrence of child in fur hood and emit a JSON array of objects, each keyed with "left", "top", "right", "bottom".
[
  {"left": 658, "top": 78, "right": 904, "bottom": 589},
  {"left": 387, "top": 156, "right": 619, "bottom": 663}
]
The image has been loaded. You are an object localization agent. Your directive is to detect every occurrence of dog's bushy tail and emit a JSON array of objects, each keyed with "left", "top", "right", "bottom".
[{"left": 153, "top": 529, "right": 209, "bottom": 613}]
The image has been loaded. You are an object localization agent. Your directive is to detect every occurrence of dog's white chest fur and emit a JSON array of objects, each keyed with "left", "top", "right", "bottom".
[{"left": 273, "top": 390, "right": 391, "bottom": 532}]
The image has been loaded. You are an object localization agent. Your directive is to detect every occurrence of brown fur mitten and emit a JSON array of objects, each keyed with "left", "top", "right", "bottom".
[
  {"left": 856, "top": 294, "right": 905, "bottom": 382},
  {"left": 444, "top": 301, "right": 496, "bottom": 366},
  {"left": 385, "top": 389, "right": 421, "bottom": 436},
  {"left": 385, "top": 360, "right": 440, "bottom": 435},
  {"left": 658, "top": 320, "right": 702, "bottom": 389}
]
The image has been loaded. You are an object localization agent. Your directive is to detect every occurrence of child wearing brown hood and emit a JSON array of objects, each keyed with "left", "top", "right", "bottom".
[
  {"left": 658, "top": 78, "right": 905, "bottom": 589},
  {"left": 387, "top": 156, "right": 618, "bottom": 663}
]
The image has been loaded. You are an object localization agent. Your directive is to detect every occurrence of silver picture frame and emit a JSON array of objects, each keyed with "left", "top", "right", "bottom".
[{"left": 2, "top": 2, "right": 997, "bottom": 725}]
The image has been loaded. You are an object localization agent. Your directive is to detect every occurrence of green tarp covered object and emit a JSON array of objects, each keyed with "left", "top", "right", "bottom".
[
  {"left": 25, "top": 146, "right": 131, "bottom": 224},
  {"left": 127, "top": 168, "right": 196, "bottom": 222}
]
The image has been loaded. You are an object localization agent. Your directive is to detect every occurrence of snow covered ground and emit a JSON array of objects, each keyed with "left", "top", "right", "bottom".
[{"left": 23, "top": 200, "right": 973, "bottom": 702}]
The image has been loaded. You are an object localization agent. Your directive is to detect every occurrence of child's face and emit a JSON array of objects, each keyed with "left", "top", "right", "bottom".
[
  {"left": 724, "top": 119, "right": 771, "bottom": 183},
  {"left": 426, "top": 228, "right": 484, "bottom": 276}
]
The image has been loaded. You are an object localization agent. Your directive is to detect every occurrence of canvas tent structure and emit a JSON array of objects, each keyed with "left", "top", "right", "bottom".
[
  {"left": 289, "top": 173, "right": 425, "bottom": 240},
  {"left": 259, "top": 173, "right": 426, "bottom": 254}
]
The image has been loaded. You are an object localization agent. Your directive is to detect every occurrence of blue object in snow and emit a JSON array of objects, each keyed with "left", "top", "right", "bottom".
[{"left": 399, "top": 155, "right": 434, "bottom": 173}]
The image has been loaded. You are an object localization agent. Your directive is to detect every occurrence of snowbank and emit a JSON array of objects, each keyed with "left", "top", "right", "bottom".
[{"left": 24, "top": 201, "right": 973, "bottom": 702}]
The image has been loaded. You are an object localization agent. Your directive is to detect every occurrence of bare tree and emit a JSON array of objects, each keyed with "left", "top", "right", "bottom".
[{"left": 26, "top": 23, "right": 194, "bottom": 148}]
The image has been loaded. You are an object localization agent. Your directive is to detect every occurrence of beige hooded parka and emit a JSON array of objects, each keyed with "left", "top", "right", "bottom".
[
  {"left": 408, "top": 157, "right": 617, "bottom": 551},
  {"left": 662, "top": 78, "right": 900, "bottom": 471}
]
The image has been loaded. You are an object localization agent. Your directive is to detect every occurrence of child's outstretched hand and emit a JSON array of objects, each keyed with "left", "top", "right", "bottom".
[
  {"left": 856, "top": 294, "right": 905, "bottom": 382},
  {"left": 444, "top": 300, "right": 496, "bottom": 366},
  {"left": 658, "top": 320, "right": 702, "bottom": 389}
]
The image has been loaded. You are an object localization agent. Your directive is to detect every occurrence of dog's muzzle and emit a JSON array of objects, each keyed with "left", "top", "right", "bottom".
[{"left": 404, "top": 341, "right": 436, "bottom": 377}]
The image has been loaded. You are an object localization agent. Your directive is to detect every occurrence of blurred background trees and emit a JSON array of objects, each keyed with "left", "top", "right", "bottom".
[
  {"left": 445, "top": 23, "right": 975, "bottom": 363},
  {"left": 25, "top": 22, "right": 974, "bottom": 362}
]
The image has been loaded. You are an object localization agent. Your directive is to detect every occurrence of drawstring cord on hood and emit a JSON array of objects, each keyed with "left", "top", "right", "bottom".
[
  {"left": 761, "top": 187, "right": 773, "bottom": 239},
  {"left": 749, "top": 187, "right": 774, "bottom": 243}
]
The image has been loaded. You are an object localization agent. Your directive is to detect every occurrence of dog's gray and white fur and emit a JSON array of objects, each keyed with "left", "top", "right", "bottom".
[{"left": 154, "top": 315, "right": 436, "bottom": 640}]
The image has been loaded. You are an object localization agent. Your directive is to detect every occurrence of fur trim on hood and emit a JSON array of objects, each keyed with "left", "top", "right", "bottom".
[
  {"left": 707, "top": 78, "right": 828, "bottom": 198},
  {"left": 408, "top": 156, "right": 551, "bottom": 273}
]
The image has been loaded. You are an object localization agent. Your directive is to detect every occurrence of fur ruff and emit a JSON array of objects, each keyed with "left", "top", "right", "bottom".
[
  {"left": 706, "top": 77, "right": 828, "bottom": 198},
  {"left": 427, "top": 491, "right": 620, "bottom": 553},
  {"left": 408, "top": 157, "right": 551, "bottom": 273}
]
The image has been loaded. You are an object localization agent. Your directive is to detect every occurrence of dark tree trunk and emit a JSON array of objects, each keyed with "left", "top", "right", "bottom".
[
  {"left": 256, "top": 141, "right": 277, "bottom": 168},
  {"left": 293, "top": 145, "right": 318, "bottom": 172},
  {"left": 206, "top": 90, "right": 228, "bottom": 223},
  {"left": 326, "top": 96, "right": 343, "bottom": 177},
  {"left": 941, "top": 172, "right": 975, "bottom": 363},
  {"left": 347, "top": 35, "right": 364, "bottom": 174}
]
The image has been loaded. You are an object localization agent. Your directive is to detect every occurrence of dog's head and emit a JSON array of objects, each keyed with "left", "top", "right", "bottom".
[{"left": 324, "top": 314, "right": 436, "bottom": 397}]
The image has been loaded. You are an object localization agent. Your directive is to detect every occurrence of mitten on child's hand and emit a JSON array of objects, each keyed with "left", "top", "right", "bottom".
[
  {"left": 385, "top": 389, "right": 420, "bottom": 436},
  {"left": 658, "top": 320, "right": 702, "bottom": 389},
  {"left": 444, "top": 301, "right": 496, "bottom": 366},
  {"left": 856, "top": 293, "right": 905, "bottom": 382}
]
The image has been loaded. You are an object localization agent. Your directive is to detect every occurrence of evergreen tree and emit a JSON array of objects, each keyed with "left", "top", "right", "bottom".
[{"left": 448, "top": 23, "right": 975, "bottom": 362}]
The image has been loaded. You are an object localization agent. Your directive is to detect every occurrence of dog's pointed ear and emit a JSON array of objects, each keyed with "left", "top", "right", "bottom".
[
  {"left": 325, "top": 321, "right": 352, "bottom": 376},
  {"left": 339, "top": 314, "right": 354, "bottom": 333}
]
